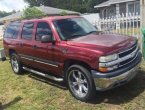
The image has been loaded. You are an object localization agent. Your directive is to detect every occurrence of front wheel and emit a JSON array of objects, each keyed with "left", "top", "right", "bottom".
[
  {"left": 66, "top": 65, "right": 96, "bottom": 102},
  {"left": 10, "top": 53, "right": 23, "bottom": 74}
]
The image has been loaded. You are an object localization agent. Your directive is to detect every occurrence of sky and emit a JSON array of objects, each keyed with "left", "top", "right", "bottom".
[{"left": 0, "top": 0, "right": 28, "bottom": 12}]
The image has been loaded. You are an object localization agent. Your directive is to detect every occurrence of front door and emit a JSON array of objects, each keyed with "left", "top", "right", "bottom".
[{"left": 32, "top": 21, "right": 59, "bottom": 74}]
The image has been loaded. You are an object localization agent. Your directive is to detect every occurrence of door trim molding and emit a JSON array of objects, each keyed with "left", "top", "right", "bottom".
[{"left": 19, "top": 54, "right": 59, "bottom": 67}]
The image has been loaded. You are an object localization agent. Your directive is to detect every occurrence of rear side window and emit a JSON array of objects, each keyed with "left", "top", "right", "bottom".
[
  {"left": 36, "top": 22, "right": 52, "bottom": 41},
  {"left": 22, "top": 22, "right": 34, "bottom": 40},
  {"left": 4, "top": 22, "right": 21, "bottom": 39}
]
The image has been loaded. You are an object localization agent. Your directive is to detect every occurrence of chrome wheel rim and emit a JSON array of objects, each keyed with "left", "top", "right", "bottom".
[
  {"left": 68, "top": 70, "right": 88, "bottom": 98},
  {"left": 11, "top": 56, "right": 19, "bottom": 73}
]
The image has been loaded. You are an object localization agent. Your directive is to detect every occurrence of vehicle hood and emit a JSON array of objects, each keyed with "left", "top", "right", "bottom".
[{"left": 66, "top": 33, "right": 137, "bottom": 55}]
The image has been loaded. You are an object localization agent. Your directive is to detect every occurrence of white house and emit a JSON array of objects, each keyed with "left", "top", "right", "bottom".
[{"left": 94, "top": 0, "right": 140, "bottom": 18}]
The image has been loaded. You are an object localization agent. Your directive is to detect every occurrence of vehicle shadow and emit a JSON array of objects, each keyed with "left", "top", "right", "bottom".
[
  {"left": 25, "top": 68, "right": 145, "bottom": 105},
  {"left": 89, "top": 69, "right": 145, "bottom": 104},
  {"left": 0, "top": 97, "right": 22, "bottom": 110}
]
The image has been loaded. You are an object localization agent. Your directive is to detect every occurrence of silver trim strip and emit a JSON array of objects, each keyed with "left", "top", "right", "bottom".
[
  {"left": 119, "top": 51, "right": 139, "bottom": 67},
  {"left": 118, "top": 43, "right": 137, "bottom": 54},
  {"left": 34, "top": 60, "right": 58, "bottom": 67},
  {"left": 21, "top": 56, "right": 58, "bottom": 67},
  {"left": 21, "top": 56, "right": 33, "bottom": 61}
]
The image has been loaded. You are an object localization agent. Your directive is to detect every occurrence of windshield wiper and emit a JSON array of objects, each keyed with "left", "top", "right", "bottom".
[{"left": 86, "top": 31, "right": 97, "bottom": 35}]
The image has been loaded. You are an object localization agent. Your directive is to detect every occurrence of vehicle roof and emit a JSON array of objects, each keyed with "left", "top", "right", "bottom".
[
  {"left": 42, "top": 15, "right": 80, "bottom": 21},
  {"left": 21, "top": 15, "right": 81, "bottom": 23}
]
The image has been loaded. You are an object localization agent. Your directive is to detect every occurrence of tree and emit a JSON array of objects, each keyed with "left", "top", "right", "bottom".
[
  {"left": 24, "top": 0, "right": 53, "bottom": 7},
  {"left": 0, "top": 11, "right": 14, "bottom": 18},
  {"left": 24, "top": 0, "right": 107, "bottom": 13},
  {"left": 22, "top": 7, "right": 46, "bottom": 19},
  {"left": 24, "top": 0, "right": 39, "bottom": 6}
]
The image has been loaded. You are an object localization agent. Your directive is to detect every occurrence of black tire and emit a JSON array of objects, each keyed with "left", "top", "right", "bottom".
[
  {"left": 10, "top": 53, "right": 23, "bottom": 74},
  {"left": 66, "top": 65, "right": 96, "bottom": 102}
]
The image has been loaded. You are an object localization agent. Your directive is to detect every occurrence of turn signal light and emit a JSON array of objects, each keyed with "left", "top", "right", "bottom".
[{"left": 99, "top": 67, "right": 108, "bottom": 72}]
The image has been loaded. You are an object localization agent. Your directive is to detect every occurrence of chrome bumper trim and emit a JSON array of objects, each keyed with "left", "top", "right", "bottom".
[{"left": 92, "top": 63, "right": 140, "bottom": 91}]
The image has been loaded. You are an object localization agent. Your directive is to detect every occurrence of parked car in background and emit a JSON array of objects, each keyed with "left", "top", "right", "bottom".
[{"left": 3, "top": 16, "right": 141, "bottom": 101}]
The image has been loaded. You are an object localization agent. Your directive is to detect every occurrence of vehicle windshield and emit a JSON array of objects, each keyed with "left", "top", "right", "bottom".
[{"left": 53, "top": 17, "right": 98, "bottom": 40}]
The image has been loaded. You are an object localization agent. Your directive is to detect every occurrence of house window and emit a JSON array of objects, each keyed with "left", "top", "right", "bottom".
[
  {"left": 127, "top": 1, "right": 140, "bottom": 15},
  {"left": 109, "top": 8, "right": 116, "bottom": 17}
]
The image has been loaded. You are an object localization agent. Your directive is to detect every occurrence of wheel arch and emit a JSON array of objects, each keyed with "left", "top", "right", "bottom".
[
  {"left": 9, "top": 49, "right": 17, "bottom": 57},
  {"left": 63, "top": 59, "right": 92, "bottom": 80}
]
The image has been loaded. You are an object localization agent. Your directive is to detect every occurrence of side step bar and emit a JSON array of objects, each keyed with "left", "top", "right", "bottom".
[{"left": 23, "top": 67, "right": 64, "bottom": 82}]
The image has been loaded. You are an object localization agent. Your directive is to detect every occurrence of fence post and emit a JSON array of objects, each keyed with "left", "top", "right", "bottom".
[
  {"left": 132, "top": 12, "right": 135, "bottom": 36},
  {"left": 95, "top": 12, "right": 140, "bottom": 37},
  {"left": 125, "top": 13, "right": 128, "bottom": 35},
  {"left": 122, "top": 13, "right": 125, "bottom": 35},
  {"left": 141, "top": 0, "right": 145, "bottom": 53},
  {"left": 141, "top": 0, "right": 145, "bottom": 28}
]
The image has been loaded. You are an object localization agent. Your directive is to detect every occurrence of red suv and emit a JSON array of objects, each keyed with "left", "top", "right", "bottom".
[{"left": 3, "top": 16, "right": 141, "bottom": 101}]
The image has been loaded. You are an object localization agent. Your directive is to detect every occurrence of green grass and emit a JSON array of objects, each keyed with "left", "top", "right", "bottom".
[{"left": 1, "top": 40, "right": 145, "bottom": 110}]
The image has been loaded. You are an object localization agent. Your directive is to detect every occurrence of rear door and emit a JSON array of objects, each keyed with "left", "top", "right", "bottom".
[
  {"left": 18, "top": 22, "right": 35, "bottom": 66},
  {"left": 3, "top": 22, "right": 22, "bottom": 56},
  {"left": 31, "top": 21, "right": 59, "bottom": 74}
]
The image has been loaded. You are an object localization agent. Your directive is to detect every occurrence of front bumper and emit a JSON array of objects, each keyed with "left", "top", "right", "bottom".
[{"left": 91, "top": 52, "right": 142, "bottom": 91}]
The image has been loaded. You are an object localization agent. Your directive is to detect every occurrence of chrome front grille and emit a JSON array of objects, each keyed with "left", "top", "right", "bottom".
[
  {"left": 118, "top": 43, "right": 139, "bottom": 68},
  {"left": 99, "top": 42, "right": 140, "bottom": 71},
  {"left": 119, "top": 43, "right": 137, "bottom": 58}
]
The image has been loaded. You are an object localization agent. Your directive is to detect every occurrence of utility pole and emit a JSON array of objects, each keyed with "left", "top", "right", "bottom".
[{"left": 141, "top": 0, "right": 145, "bottom": 28}]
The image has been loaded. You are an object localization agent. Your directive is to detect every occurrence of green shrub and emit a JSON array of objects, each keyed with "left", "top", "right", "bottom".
[
  {"left": 22, "top": 7, "right": 46, "bottom": 19},
  {"left": 60, "top": 11, "right": 68, "bottom": 16}
]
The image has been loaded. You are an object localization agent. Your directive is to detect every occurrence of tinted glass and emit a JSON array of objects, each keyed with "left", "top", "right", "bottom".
[
  {"left": 22, "top": 22, "right": 34, "bottom": 40},
  {"left": 53, "top": 17, "right": 97, "bottom": 40},
  {"left": 4, "top": 22, "right": 21, "bottom": 39},
  {"left": 36, "top": 22, "right": 52, "bottom": 41}
]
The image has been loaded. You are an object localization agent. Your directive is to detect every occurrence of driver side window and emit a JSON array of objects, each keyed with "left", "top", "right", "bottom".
[{"left": 36, "top": 22, "right": 52, "bottom": 41}]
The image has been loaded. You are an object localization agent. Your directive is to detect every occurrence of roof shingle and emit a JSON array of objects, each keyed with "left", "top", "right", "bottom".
[
  {"left": 0, "top": 6, "right": 80, "bottom": 23},
  {"left": 94, "top": 0, "right": 136, "bottom": 8}
]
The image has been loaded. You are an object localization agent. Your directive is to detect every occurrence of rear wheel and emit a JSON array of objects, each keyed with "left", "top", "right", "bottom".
[
  {"left": 66, "top": 65, "right": 96, "bottom": 102},
  {"left": 10, "top": 53, "right": 23, "bottom": 74}
]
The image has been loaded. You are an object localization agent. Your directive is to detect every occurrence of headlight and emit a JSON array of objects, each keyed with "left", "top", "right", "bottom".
[
  {"left": 99, "top": 54, "right": 118, "bottom": 63},
  {"left": 99, "top": 54, "right": 118, "bottom": 72}
]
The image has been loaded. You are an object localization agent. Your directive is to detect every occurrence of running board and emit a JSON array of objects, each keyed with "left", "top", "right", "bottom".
[{"left": 23, "top": 67, "right": 63, "bottom": 82}]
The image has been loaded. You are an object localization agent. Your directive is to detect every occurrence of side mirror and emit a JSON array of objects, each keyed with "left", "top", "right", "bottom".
[{"left": 41, "top": 34, "right": 53, "bottom": 43}]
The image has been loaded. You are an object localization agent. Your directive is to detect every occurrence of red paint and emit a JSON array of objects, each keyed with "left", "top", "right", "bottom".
[{"left": 3, "top": 16, "right": 137, "bottom": 76}]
